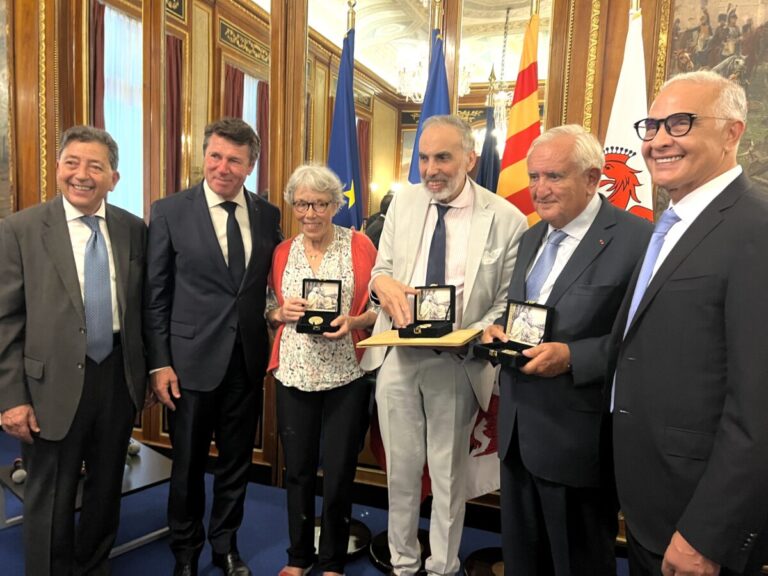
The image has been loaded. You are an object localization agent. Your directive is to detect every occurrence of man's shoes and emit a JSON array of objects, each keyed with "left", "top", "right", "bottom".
[
  {"left": 212, "top": 551, "right": 252, "bottom": 576},
  {"left": 173, "top": 559, "right": 198, "bottom": 576}
]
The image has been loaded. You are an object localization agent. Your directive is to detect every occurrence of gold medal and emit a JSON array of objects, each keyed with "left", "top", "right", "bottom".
[
  {"left": 413, "top": 323, "right": 432, "bottom": 335},
  {"left": 309, "top": 316, "right": 324, "bottom": 326}
]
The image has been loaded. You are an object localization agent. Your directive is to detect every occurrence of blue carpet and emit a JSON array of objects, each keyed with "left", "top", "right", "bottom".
[{"left": 0, "top": 432, "right": 629, "bottom": 575}]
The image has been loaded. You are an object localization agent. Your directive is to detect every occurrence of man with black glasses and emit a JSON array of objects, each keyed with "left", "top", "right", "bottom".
[{"left": 610, "top": 70, "right": 768, "bottom": 575}]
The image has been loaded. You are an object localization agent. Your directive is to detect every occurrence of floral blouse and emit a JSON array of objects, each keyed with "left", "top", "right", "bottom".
[{"left": 267, "top": 226, "right": 368, "bottom": 391}]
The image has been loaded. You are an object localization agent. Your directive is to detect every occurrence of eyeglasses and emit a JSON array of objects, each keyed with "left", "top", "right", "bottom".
[
  {"left": 633, "top": 112, "right": 731, "bottom": 141},
  {"left": 292, "top": 200, "right": 334, "bottom": 214}
]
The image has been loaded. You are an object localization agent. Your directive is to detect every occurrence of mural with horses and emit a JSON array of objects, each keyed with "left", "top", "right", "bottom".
[{"left": 669, "top": 1, "right": 768, "bottom": 187}]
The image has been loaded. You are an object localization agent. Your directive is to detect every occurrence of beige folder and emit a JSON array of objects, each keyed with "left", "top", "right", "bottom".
[{"left": 356, "top": 328, "right": 482, "bottom": 348}]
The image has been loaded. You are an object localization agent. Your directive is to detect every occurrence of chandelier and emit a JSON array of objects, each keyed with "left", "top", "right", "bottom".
[{"left": 490, "top": 7, "right": 513, "bottom": 145}]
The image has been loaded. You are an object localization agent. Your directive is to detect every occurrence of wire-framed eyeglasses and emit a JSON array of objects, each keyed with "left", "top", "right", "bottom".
[{"left": 633, "top": 112, "right": 732, "bottom": 141}]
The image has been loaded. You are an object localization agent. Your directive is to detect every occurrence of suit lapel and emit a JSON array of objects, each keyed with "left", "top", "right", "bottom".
[
  {"left": 41, "top": 196, "right": 85, "bottom": 321},
  {"left": 547, "top": 197, "right": 615, "bottom": 307},
  {"left": 464, "top": 183, "right": 494, "bottom": 310},
  {"left": 511, "top": 222, "right": 546, "bottom": 301},
  {"left": 403, "top": 188, "right": 431, "bottom": 285},
  {"left": 626, "top": 175, "right": 745, "bottom": 335},
  {"left": 105, "top": 205, "right": 129, "bottom": 318}
]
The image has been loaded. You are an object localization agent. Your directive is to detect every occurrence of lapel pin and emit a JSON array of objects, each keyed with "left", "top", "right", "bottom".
[{"left": 599, "top": 239, "right": 605, "bottom": 246}]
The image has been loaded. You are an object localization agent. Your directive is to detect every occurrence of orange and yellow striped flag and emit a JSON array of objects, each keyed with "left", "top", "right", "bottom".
[{"left": 497, "top": 13, "right": 541, "bottom": 226}]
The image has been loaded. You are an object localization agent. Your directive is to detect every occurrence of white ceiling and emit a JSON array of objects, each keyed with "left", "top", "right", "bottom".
[{"left": 252, "top": 0, "right": 553, "bottom": 89}]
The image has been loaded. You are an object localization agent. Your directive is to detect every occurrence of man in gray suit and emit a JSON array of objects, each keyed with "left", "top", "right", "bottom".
[
  {"left": 0, "top": 125, "right": 147, "bottom": 575},
  {"left": 482, "top": 125, "right": 652, "bottom": 575},
  {"left": 361, "top": 115, "right": 527, "bottom": 576}
]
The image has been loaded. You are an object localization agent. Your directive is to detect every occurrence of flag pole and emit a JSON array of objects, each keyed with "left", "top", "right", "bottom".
[
  {"left": 432, "top": 0, "right": 443, "bottom": 31},
  {"left": 531, "top": 0, "right": 540, "bottom": 15},
  {"left": 631, "top": 0, "right": 640, "bottom": 11},
  {"left": 347, "top": 0, "right": 356, "bottom": 31}
]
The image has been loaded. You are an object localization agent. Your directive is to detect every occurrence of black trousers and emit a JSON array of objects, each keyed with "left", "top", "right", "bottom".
[
  {"left": 625, "top": 526, "right": 763, "bottom": 576},
  {"left": 276, "top": 377, "right": 372, "bottom": 573},
  {"left": 500, "top": 426, "right": 618, "bottom": 576},
  {"left": 167, "top": 341, "right": 260, "bottom": 562},
  {"left": 22, "top": 345, "right": 135, "bottom": 576}
]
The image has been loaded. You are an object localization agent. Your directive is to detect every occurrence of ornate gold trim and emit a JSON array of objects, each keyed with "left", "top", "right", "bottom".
[
  {"left": 582, "top": 0, "right": 601, "bottom": 131},
  {"left": 53, "top": 0, "right": 60, "bottom": 154},
  {"left": 560, "top": 0, "right": 576, "bottom": 125},
  {"left": 38, "top": 0, "right": 47, "bottom": 201},
  {"left": 219, "top": 17, "right": 270, "bottom": 66},
  {"left": 6, "top": 0, "right": 16, "bottom": 213},
  {"left": 653, "top": 0, "right": 672, "bottom": 99}
]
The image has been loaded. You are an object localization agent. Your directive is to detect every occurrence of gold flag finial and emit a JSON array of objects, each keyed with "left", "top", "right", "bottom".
[
  {"left": 347, "top": 0, "right": 357, "bottom": 30},
  {"left": 432, "top": 0, "right": 443, "bottom": 31},
  {"left": 531, "top": 0, "right": 540, "bottom": 15}
]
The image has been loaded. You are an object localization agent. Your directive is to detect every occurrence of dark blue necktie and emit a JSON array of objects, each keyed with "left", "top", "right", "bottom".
[
  {"left": 624, "top": 208, "right": 681, "bottom": 334},
  {"left": 222, "top": 201, "right": 245, "bottom": 288},
  {"left": 82, "top": 215, "right": 113, "bottom": 363},
  {"left": 526, "top": 229, "right": 568, "bottom": 302},
  {"left": 425, "top": 204, "right": 450, "bottom": 286}
]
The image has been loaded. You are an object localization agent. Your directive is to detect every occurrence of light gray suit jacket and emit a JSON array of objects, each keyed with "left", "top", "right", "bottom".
[
  {"left": 0, "top": 196, "right": 147, "bottom": 441},
  {"left": 361, "top": 179, "right": 527, "bottom": 410}
]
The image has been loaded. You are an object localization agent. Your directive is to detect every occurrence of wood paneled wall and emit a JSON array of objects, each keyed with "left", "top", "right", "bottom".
[{"left": 5, "top": 0, "right": 677, "bottom": 482}]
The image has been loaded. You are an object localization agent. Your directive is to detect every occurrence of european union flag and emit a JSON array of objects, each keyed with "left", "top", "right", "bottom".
[
  {"left": 408, "top": 28, "right": 451, "bottom": 184},
  {"left": 328, "top": 29, "right": 363, "bottom": 229},
  {"left": 475, "top": 107, "right": 501, "bottom": 191}
]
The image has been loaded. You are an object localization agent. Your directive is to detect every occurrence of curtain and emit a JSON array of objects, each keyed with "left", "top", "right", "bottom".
[
  {"left": 103, "top": 5, "right": 143, "bottom": 217},
  {"left": 166, "top": 34, "right": 182, "bottom": 195},
  {"left": 223, "top": 64, "right": 244, "bottom": 118},
  {"left": 242, "top": 75, "right": 259, "bottom": 193},
  {"left": 357, "top": 117, "right": 371, "bottom": 220},
  {"left": 89, "top": 0, "right": 105, "bottom": 128},
  {"left": 257, "top": 81, "right": 270, "bottom": 197}
]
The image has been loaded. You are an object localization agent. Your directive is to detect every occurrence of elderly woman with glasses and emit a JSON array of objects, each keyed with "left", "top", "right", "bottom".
[{"left": 266, "top": 164, "right": 378, "bottom": 576}]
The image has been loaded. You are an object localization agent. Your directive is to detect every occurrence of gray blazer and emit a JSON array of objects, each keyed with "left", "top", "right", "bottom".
[
  {"left": 0, "top": 195, "right": 147, "bottom": 441},
  {"left": 361, "top": 179, "right": 528, "bottom": 410}
]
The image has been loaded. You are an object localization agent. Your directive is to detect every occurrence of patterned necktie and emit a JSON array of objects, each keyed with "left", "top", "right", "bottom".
[
  {"left": 624, "top": 208, "right": 681, "bottom": 334},
  {"left": 526, "top": 229, "right": 568, "bottom": 302},
  {"left": 82, "top": 215, "right": 113, "bottom": 363},
  {"left": 425, "top": 204, "right": 450, "bottom": 285},
  {"left": 222, "top": 201, "right": 245, "bottom": 288}
]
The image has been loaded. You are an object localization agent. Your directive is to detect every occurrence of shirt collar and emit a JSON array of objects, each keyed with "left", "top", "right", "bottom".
[
  {"left": 667, "top": 165, "right": 742, "bottom": 223},
  {"left": 548, "top": 191, "right": 602, "bottom": 241},
  {"left": 203, "top": 179, "right": 247, "bottom": 210},
  {"left": 62, "top": 195, "right": 107, "bottom": 222},
  {"left": 426, "top": 177, "right": 473, "bottom": 210}
]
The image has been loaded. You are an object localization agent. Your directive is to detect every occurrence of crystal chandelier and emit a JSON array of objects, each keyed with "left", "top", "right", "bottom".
[
  {"left": 398, "top": 61, "right": 426, "bottom": 103},
  {"left": 491, "top": 7, "right": 513, "bottom": 145}
]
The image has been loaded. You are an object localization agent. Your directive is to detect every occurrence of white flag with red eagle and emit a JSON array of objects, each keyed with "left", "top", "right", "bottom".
[{"left": 600, "top": 7, "right": 653, "bottom": 221}]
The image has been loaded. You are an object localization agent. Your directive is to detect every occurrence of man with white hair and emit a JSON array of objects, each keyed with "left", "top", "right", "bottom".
[
  {"left": 362, "top": 115, "right": 527, "bottom": 575},
  {"left": 482, "top": 124, "right": 652, "bottom": 575},
  {"left": 610, "top": 70, "right": 768, "bottom": 575}
]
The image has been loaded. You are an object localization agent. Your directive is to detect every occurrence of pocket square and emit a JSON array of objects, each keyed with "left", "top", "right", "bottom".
[{"left": 481, "top": 248, "right": 502, "bottom": 265}]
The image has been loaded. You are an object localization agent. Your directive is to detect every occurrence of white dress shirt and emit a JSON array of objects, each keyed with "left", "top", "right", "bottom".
[
  {"left": 526, "top": 192, "right": 602, "bottom": 304},
  {"left": 203, "top": 180, "right": 253, "bottom": 266},
  {"left": 410, "top": 178, "right": 475, "bottom": 328},
  {"left": 651, "top": 165, "right": 742, "bottom": 279},
  {"left": 62, "top": 196, "right": 120, "bottom": 332}
]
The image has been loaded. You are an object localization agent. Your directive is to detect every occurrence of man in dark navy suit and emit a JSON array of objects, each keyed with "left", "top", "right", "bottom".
[
  {"left": 145, "top": 117, "right": 281, "bottom": 576},
  {"left": 611, "top": 70, "right": 768, "bottom": 576}
]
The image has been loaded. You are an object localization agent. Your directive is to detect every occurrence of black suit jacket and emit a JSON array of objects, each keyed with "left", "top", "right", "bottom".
[
  {"left": 498, "top": 196, "right": 652, "bottom": 488},
  {"left": 610, "top": 173, "right": 768, "bottom": 572},
  {"left": 0, "top": 196, "right": 147, "bottom": 440},
  {"left": 144, "top": 182, "right": 281, "bottom": 391}
]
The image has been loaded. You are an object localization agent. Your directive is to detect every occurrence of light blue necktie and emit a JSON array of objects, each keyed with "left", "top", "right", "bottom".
[
  {"left": 82, "top": 215, "right": 113, "bottom": 363},
  {"left": 526, "top": 229, "right": 568, "bottom": 302},
  {"left": 425, "top": 204, "right": 450, "bottom": 286},
  {"left": 623, "top": 208, "right": 681, "bottom": 334}
]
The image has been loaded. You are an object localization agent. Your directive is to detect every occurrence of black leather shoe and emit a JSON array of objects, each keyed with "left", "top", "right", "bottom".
[
  {"left": 212, "top": 551, "right": 252, "bottom": 576},
  {"left": 173, "top": 559, "right": 198, "bottom": 576}
]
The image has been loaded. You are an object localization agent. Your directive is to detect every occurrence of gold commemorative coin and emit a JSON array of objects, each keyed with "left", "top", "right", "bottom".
[{"left": 309, "top": 316, "right": 324, "bottom": 326}]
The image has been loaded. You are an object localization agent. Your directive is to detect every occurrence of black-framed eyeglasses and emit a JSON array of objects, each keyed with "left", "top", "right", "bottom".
[
  {"left": 633, "top": 112, "right": 732, "bottom": 141},
  {"left": 292, "top": 200, "right": 334, "bottom": 214}
]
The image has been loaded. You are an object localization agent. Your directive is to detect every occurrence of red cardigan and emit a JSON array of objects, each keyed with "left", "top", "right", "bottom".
[{"left": 267, "top": 230, "right": 377, "bottom": 373}]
